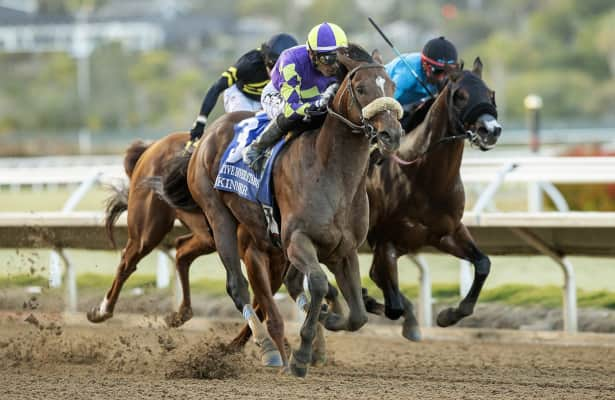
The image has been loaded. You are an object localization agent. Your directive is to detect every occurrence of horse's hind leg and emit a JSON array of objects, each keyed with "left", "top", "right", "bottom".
[
  {"left": 87, "top": 194, "right": 174, "bottom": 323},
  {"left": 189, "top": 174, "right": 251, "bottom": 313},
  {"left": 435, "top": 224, "right": 490, "bottom": 327},
  {"left": 242, "top": 243, "right": 285, "bottom": 368},
  {"left": 87, "top": 226, "right": 172, "bottom": 322},
  {"left": 164, "top": 211, "right": 217, "bottom": 328}
]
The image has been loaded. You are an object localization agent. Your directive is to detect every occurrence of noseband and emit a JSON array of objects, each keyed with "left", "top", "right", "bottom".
[
  {"left": 326, "top": 63, "right": 401, "bottom": 142},
  {"left": 447, "top": 76, "right": 498, "bottom": 149}
]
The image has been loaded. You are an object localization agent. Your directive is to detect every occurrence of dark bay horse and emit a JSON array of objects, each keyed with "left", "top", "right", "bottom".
[
  {"left": 365, "top": 58, "right": 502, "bottom": 340},
  {"left": 155, "top": 44, "right": 403, "bottom": 377},
  {"left": 86, "top": 133, "right": 216, "bottom": 327}
]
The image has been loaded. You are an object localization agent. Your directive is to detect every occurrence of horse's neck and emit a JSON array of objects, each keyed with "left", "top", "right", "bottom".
[
  {"left": 315, "top": 116, "right": 370, "bottom": 190},
  {"left": 399, "top": 91, "right": 464, "bottom": 189}
]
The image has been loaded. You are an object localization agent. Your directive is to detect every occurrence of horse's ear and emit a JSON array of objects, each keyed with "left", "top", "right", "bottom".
[
  {"left": 337, "top": 48, "right": 360, "bottom": 73},
  {"left": 371, "top": 49, "right": 384, "bottom": 64},
  {"left": 472, "top": 57, "right": 483, "bottom": 78}
]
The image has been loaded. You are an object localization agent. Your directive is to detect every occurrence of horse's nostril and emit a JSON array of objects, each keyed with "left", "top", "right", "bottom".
[
  {"left": 380, "top": 131, "right": 392, "bottom": 143},
  {"left": 494, "top": 126, "right": 502, "bottom": 137}
]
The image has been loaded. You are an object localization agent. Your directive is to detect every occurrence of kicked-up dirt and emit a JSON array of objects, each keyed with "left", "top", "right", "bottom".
[{"left": 1, "top": 312, "right": 614, "bottom": 400}]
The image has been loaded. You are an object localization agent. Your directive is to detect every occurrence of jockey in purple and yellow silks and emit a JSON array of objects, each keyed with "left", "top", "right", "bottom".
[{"left": 242, "top": 22, "right": 348, "bottom": 171}]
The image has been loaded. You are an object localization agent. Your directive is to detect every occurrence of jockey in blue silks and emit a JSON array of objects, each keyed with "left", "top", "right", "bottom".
[
  {"left": 385, "top": 36, "right": 459, "bottom": 131},
  {"left": 242, "top": 22, "right": 348, "bottom": 172}
]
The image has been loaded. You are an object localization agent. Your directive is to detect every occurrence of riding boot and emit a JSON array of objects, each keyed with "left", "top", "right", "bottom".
[{"left": 242, "top": 115, "right": 289, "bottom": 172}]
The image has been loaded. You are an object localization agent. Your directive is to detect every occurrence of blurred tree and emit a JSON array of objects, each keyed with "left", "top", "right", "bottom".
[
  {"left": 595, "top": 10, "right": 615, "bottom": 77},
  {"left": 505, "top": 69, "right": 596, "bottom": 119}
]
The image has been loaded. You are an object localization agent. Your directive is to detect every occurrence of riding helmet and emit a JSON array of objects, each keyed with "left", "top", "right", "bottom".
[
  {"left": 262, "top": 33, "right": 299, "bottom": 66},
  {"left": 421, "top": 36, "right": 458, "bottom": 66}
]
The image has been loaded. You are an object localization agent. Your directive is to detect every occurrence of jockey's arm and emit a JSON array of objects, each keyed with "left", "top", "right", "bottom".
[
  {"left": 186, "top": 73, "right": 231, "bottom": 144},
  {"left": 278, "top": 64, "right": 312, "bottom": 121},
  {"left": 198, "top": 72, "right": 233, "bottom": 119}
]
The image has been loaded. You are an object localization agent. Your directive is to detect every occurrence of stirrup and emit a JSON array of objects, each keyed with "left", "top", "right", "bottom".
[{"left": 249, "top": 154, "right": 266, "bottom": 174}]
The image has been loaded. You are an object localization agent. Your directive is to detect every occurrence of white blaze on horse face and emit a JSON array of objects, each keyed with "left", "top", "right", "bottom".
[{"left": 375, "top": 76, "right": 386, "bottom": 96}]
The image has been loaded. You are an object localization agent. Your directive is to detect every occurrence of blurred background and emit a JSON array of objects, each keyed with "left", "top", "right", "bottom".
[
  {"left": 0, "top": 0, "right": 614, "bottom": 154},
  {"left": 1, "top": 0, "right": 614, "bottom": 331}
]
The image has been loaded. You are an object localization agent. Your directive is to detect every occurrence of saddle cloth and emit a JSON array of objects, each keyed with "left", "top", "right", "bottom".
[{"left": 213, "top": 111, "right": 285, "bottom": 244}]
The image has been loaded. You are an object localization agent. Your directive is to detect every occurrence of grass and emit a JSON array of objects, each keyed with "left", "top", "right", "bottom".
[
  {"left": 2, "top": 186, "right": 615, "bottom": 309},
  {"left": 3, "top": 273, "right": 614, "bottom": 310}
]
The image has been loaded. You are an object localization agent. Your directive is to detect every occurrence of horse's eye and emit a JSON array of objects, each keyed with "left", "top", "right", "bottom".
[
  {"left": 454, "top": 89, "right": 468, "bottom": 104},
  {"left": 356, "top": 86, "right": 365, "bottom": 95}
]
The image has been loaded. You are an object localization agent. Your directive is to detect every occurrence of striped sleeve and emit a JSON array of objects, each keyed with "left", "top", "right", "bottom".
[
  {"left": 279, "top": 63, "right": 311, "bottom": 120},
  {"left": 221, "top": 66, "right": 238, "bottom": 87}
]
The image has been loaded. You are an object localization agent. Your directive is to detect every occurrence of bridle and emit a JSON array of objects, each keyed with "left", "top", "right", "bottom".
[
  {"left": 326, "top": 63, "right": 388, "bottom": 143},
  {"left": 393, "top": 74, "right": 497, "bottom": 166}
]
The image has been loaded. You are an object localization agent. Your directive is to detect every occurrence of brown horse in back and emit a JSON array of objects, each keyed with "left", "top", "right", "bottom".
[
  {"left": 155, "top": 44, "right": 403, "bottom": 377},
  {"left": 86, "top": 133, "right": 216, "bottom": 327},
  {"left": 365, "top": 58, "right": 502, "bottom": 340}
]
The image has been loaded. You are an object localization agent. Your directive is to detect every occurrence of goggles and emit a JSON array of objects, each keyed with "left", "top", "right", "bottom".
[
  {"left": 315, "top": 52, "right": 338, "bottom": 65},
  {"left": 429, "top": 65, "right": 447, "bottom": 76},
  {"left": 421, "top": 53, "right": 458, "bottom": 76}
]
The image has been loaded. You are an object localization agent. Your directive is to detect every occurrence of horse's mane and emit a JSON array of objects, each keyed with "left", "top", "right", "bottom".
[{"left": 344, "top": 42, "right": 373, "bottom": 62}]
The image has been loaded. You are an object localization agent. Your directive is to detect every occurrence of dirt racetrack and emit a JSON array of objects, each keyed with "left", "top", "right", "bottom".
[{"left": 1, "top": 312, "right": 614, "bottom": 400}]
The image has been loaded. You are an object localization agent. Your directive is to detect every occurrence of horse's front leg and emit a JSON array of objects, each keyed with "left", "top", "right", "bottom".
[
  {"left": 434, "top": 223, "right": 490, "bottom": 327},
  {"left": 367, "top": 241, "right": 421, "bottom": 341},
  {"left": 369, "top": 241, "right": 404, "bottom": 319},
  {"left": 285, "top": 231, "right": 329, "bottom": 378},
  {"left": 323, "top": 252, "right": 368, "bottom": 332}
]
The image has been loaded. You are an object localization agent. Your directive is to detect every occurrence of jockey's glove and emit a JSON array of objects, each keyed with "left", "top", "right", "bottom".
[
  {"left": 189, "top": 115, "right": 207, "bottom": 142},
  {"left": 312, "top": 83, "right": 339, "bottom": 110},
  {"left": 322, "top": 83, "right": 339, "bottom": 101},
  {"left": 304, "top": 103, "right": 328, "bottom": 121}
]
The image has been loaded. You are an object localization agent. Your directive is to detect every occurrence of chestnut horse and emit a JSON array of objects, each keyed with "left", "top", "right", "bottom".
[
  {"left": 86, "top": 134, "right": 216, "bottom": 327},
  {"left": 364, "top": 58, "right": 502, "bottom": 340},
  {"left": 154, "top": 44, "right": 403, "bottom": 377}
]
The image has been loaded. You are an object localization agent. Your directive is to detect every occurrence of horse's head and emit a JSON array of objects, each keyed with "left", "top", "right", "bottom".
[
  {"left": 446, "top": 57, "right": 501, "bottom": 151},
  {"left": 328, "top": 44, "right": 403, "bottom": 156}
]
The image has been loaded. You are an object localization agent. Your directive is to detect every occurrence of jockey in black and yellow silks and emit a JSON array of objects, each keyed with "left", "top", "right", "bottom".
[{"left": 185, "top": 33, "right": 298, "bottom": 151}]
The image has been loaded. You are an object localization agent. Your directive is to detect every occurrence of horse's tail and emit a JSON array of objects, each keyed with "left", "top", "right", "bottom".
[
  {"left": 104, "top": 181, "right": 129, "bottom": 249},
  {"left": 145, "top": 153, "right": 200, "bottom": 212},
  {"left": 124, "top": 140, "right": 150, "bottom": 178},
  {"left": 104, "top": 140, "right": 151, "bottom": 248}
]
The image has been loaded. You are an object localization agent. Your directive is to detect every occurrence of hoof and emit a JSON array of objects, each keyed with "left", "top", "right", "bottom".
[
  {"left": 384, "top": 305, "right": 404, "bottom": 320},
  {"left": 364, "top": 296, "right": 385, "bottom": 315},
  {"left": 311, "top": 351, "right": 327, "bottom": 367},
  {"left": 261, "top": 349, "right": 284, "bottom": 367},
  {"left": 259, "top": 337, "right": 284, "bottom": 367},
  {"left": 436, "top": 307, "right": 458, "bottom": 327},
  {"left": 164, "top": 308, "right": 193, "bottom": 328},
  {"left": 402, "top": 322, "right": 422, "bottom": 342},
  {"left": 86, "top": 307, "right": 112, "bottom": 323},
  {"left": 289, "top": 352, "right": 309, "bottom": 378}
]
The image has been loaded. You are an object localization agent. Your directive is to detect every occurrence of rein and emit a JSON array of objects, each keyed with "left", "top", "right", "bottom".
[{"left": 392, "top": 131, "right": 470, "bottom": 166}]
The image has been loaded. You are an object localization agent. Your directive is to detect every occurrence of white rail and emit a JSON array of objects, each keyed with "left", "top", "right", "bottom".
[{"left": 3, "top": 156, "right": 615, "bottom": 332}]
